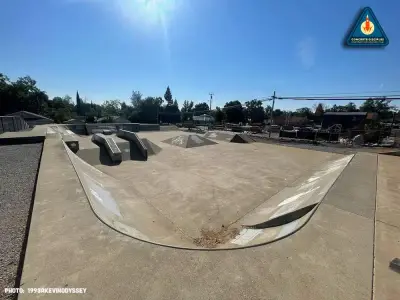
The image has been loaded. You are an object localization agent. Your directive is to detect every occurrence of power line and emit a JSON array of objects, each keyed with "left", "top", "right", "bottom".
[
  {"left": 178, "top": 92, "right": 400, "bottom": 116},
  {"left": 287, "top": 90, "right": 400, "bottom": 96},
  {"left": 277, "top": 96, "right": 400, "bottom": 101}
]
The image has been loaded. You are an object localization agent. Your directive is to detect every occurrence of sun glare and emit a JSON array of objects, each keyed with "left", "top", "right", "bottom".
[{"left": 114, "top": 0, "right": 178, "bottom": 26}]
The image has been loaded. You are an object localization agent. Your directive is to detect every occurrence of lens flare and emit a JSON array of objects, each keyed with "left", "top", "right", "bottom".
[
  {"left": 112, "top": 0, "right": 180, "bottom": 77},
  {"left": 114, "top": 0, "right": 177, "bottom": 26}
]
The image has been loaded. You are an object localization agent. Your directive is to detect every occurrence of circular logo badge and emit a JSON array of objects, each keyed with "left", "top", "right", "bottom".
[{"left": 361, "top": 15, "right": 375, "bottom": 35}]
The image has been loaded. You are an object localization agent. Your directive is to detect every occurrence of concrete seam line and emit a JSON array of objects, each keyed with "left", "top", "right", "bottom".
[{"left": 375, "top": 219, "right": 400, "bottom": 229}]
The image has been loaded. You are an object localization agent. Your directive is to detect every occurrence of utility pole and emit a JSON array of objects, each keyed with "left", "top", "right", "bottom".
[
  {"left": 269, "top": 91, "right": 276, "bottom": 138},
  {"left": 209, "top": 93, "right": 214, "bottom": 111}
]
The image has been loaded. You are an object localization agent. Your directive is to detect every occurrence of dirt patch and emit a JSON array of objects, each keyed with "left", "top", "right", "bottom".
[{"left": 193, "top": 226, "right": 240, "bottom": 248}]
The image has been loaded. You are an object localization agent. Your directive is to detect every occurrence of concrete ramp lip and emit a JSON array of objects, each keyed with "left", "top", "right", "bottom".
[{"left": 240, "top": 155, "right": 354, "bottom": 228}]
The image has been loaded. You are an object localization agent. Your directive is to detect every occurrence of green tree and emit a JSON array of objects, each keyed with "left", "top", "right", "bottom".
[
  {"left": 325, "top": 102, "right": 358, "bottom": 113},
  {"left": 45, "top": 96, "right": 72, "bottom": 123},
  {"left": 130, "top": 90, "right": 143, "bottom": 108},
  {"left": 138, "top": 97, "right": 161, "bottom": 123},
  {"left": 360, "top": 98, "right": 394, "bottom": 119},
  {"left": 294, "top": 107, "right": 313, "bottom": 117},
  {"left": 76, "top": 91, "right": 82, "bottom": 116},
  {"left": 181, "top": 100, "right": 194, "bottom": 112},
  {"left": 0, "top": 74, "right": 50, "bottom": 116},
  {"left": 264, "top": 105, "right": 273, "bottom": 121},
  {"left": 85, "top": 109, "right": 97, "bottom": 123},
  {"left": 314, "top": 103, "right": 325, "bottom": 116},
  {"left": 164, "top": 86, "right": 173, "bottom": 105},
  {"left": 120, "top": 101, "right": 134, "bottom": 120},
  {"left": 161, "top": 99, "right": 180, "bottom": 123},
  {"left": 245, "top": 99, "right": 264, "bottom": 123},
  {"left": 345, "top": 102, "right": 358, "bottom": 112},
  {"left": 224, "top": 101, "right": 245, "bottom": 123},
  {"left": 102, "top": 100, "right": 121, "bottom": 117},
  {"left": 273, "top": 109, "right": 284, "bottom": 116},
  {"left": 193, "top": 102, "right": 210, "bottom": 115},
  {"left": 214, "top": 107, "right": 225, "bottom": 123}
]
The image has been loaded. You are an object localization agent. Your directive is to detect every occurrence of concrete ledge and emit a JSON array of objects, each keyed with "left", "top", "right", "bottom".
[
  {"left": 91, "top": 133, "right": 122, "bottom": 162},
  {"left": 139, "top": 123, "right": 160, "bottom": 131},
  {"left": 85, "top": 123, "right": 140, "bottom": 135},
  {"left": 117, "top": 130, "right": 148, "bottom": 160}
]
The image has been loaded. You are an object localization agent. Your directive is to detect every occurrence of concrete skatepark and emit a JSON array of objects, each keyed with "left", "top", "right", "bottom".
[{"left": 0, "top": 124, "right": 399, "bottom": 299}]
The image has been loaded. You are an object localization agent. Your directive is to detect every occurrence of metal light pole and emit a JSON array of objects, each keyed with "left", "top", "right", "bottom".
[
  {"left": 269, "top": 91, "right": 276, "bottom": 138},
  {"left": 209, "top": 93, "right": 214, "bottom": 111}
]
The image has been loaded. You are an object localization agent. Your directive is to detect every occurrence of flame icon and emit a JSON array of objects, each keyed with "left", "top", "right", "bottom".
[{"left": 361, "top": 15, "right": 375, "bottom": 35}]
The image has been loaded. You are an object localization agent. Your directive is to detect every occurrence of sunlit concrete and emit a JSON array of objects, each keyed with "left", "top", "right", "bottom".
[
  {"left": 56, "top": 130, "right": 352, "bottom": 248},
  {"left": 19, "top": 132, "right": 384, "bottom": 299}
]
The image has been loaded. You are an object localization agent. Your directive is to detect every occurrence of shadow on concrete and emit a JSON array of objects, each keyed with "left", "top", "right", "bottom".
[
  {"left": 91, "top": 140, "right": 122, "bottom": 166},
  {"left": 118, "top": 141, "right": 147, "bottom": 162},
  {"left": 141, "top": 138, "right": 162, "bottom": 155},
  {"left": 381, "top": 151, "right": 400, "bottom": 157},
  {"left": 243, "top": 204, "right": 317, "bottom": 229},
  {"left": 77, "top": 139, "right": 149, "bottom": 166}
]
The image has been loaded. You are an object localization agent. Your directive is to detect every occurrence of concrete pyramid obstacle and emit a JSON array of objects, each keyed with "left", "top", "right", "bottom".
[
  {"left": 141, "top": 138, "right": 162, "bottom": 155},
  {"left": 230, "top": 134, "right": 254, "bottom": 144},
  {"left": 162, "top": 134, "right": 217, "bottom": 148},
  {"left": 204, "top": 131, "right": 236, "bottom": 142}
]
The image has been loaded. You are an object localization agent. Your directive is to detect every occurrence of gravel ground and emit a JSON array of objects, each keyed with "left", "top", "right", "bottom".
[{"left": 0, "top": 144, "right": 43, "bottom": 300}]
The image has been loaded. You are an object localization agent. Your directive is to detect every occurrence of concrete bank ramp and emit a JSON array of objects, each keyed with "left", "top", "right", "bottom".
[
  {"left": 116, "top": 129, "right": 148, "bottom": 160},
  {"left": 91, "top": 133, "right": 122, "bottom": 163},
  {"left": 63, "top": 141, "right": 353, "bottom": 249}
]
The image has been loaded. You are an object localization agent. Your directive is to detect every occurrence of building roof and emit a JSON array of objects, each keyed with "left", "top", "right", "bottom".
[
  {"left": 6, "top": 110, "right": 53, "bottom": 121},
  {"left": 97, "top": 116, "right": 130, "bottom": 122},
  {"left": 64, "top": 118, "right": 85, "bottom": 124},
  {"left": 193, "top": 114, "right": 214, "bottom": 121},
  {"left": 324, "top": 112, "right": 367, "bottom": 116}
]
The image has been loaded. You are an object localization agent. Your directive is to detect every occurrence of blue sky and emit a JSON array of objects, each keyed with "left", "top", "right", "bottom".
[{"left": 0, "top": 0, "right": 399, "bottom": 111}]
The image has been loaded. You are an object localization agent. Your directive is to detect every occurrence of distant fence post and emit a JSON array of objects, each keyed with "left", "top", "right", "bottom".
[{"left": 11, "top": 117, "right": 16, "bottom": 132}]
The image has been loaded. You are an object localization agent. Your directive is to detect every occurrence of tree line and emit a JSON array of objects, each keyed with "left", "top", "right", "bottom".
[{"left": 0, "top": 73, "right": 396, "bottom": 124}]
